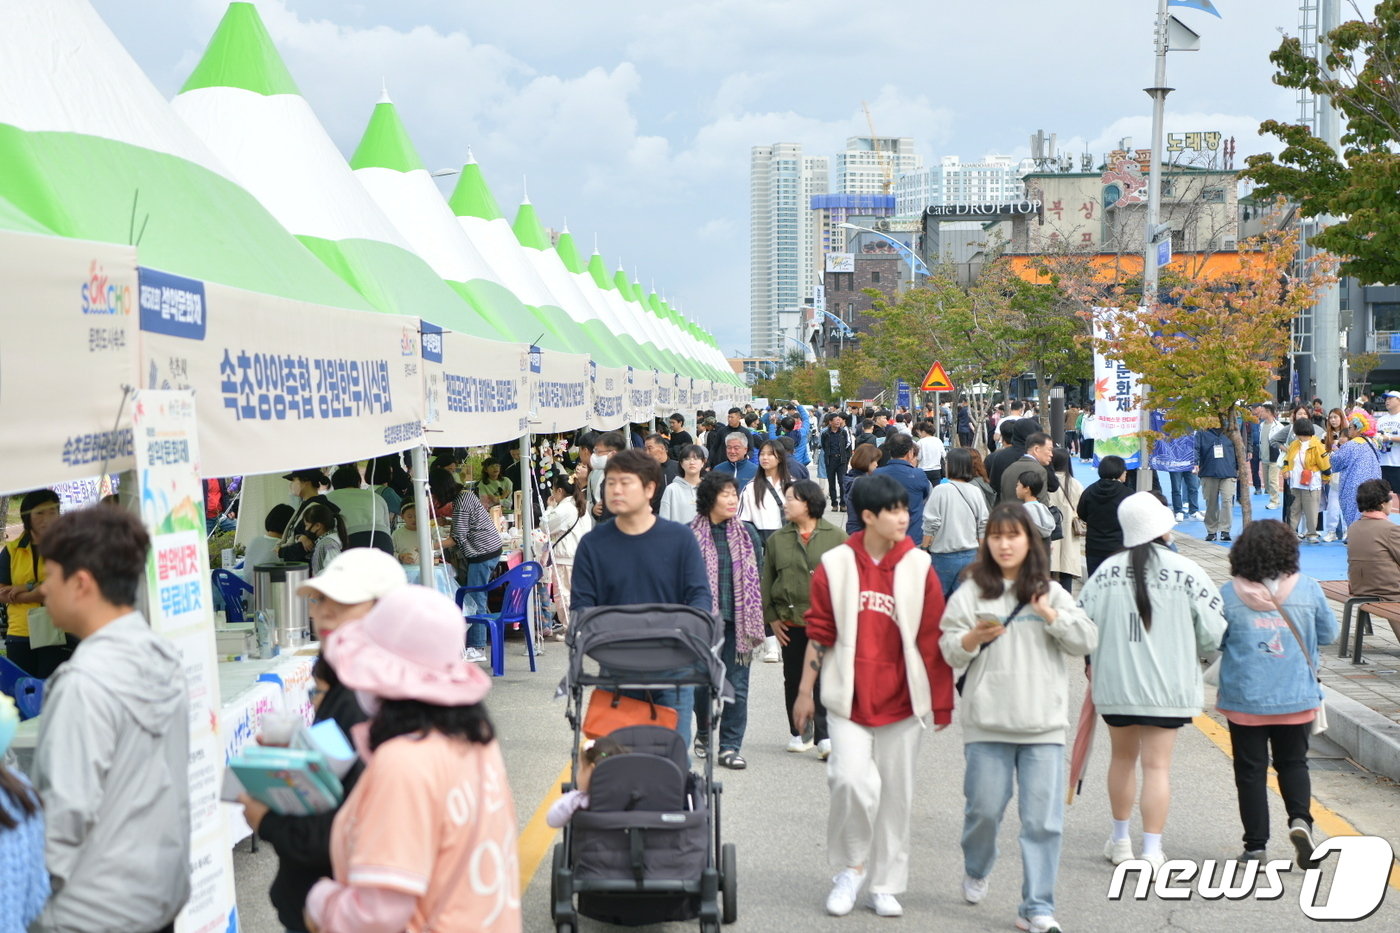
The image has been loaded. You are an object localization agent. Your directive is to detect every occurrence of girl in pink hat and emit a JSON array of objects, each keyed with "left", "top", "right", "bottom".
[{"left": 304, "top": 585, "right": 521, "bottom": 933}]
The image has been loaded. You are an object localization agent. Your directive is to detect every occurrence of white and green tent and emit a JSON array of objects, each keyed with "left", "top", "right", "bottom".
[{"left": 172, "top": 2, "right": 508, "bottom": 340}]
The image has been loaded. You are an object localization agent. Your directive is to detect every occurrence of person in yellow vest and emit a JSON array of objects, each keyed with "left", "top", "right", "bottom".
[
  {"left": 1280, "top": 419, "right": 1332, "bottom": 545},
  {"left": 0, "top": 490, "right": 66, "bottom": 678}
]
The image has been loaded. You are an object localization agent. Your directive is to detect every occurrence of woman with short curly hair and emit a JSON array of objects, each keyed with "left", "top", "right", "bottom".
[{"left": 1218, "top": 520, "right": 1338, "bottom": 866}]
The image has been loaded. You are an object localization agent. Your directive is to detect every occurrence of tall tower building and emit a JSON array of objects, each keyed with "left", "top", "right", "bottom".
[
  {"left": 837, "top": 136, "right": 921, "bottom": 195},
  {"left": 750, "top": 144, "right": 829, "bottom": 357},
  {"left": 894, "top": 153, "right": 1034, "bottom": 215}
]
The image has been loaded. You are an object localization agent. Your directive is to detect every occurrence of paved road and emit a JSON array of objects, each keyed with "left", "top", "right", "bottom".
[{"left": 232, "top": 632, "right": 1400, "bottom": 932}]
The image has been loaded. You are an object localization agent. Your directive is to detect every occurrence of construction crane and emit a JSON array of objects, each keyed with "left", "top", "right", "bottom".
[{"left": 861, "top": 101, "right": 894, "bottom": 195}]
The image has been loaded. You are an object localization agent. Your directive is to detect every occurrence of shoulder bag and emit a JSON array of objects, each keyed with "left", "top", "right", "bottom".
[
  {"left": 955, "top": 599, "right": 1028, "bottom": 696},
  {"left": 1269, "top": 593, "right": 1328, "bottom": 734}
]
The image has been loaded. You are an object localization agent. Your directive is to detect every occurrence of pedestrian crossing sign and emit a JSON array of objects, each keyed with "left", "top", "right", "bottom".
[{"left": 920, "top": 362, "right": 954, "bottom": 392}]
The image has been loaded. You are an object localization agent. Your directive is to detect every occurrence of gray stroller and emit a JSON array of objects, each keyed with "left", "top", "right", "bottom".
[{"left": 552, "top": 603, "right": 737, "bottom": 932}]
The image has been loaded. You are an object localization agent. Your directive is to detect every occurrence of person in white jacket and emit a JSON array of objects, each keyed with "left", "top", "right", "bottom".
[
  {"left": 1078, "top": 492, "right": 1227, "bottom": 874},
  {"left": 940, "top": 502, "right": 1097, "bottom": 933},
  {"left": 741, "top": 440, "right": 791, "bottom": 663},
  {"left": 658, "top": 444, "right": 708, "bottom": 524},
  {"left": 542, "top": 476, "right": 591, "bottom": 634}
]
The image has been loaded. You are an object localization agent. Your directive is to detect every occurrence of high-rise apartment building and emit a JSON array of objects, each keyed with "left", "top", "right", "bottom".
[
  {"left": 837, "top": 136, "right": 921, "bottom": 196},
  {"left": 894, "top": 153, "right": 1035, "bottom": 215},
  {"left": 750, "top": 144, "right": 829, "bottom": 357}
]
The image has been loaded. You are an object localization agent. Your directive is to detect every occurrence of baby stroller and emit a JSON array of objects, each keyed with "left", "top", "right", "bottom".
[{"left": 553, "top": 603, "right": 737, "bottom": 932}]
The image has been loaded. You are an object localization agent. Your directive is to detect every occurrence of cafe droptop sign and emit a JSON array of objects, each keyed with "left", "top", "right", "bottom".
[{"left": 924, "top": 200, "right": 1042, "bottom": 220}]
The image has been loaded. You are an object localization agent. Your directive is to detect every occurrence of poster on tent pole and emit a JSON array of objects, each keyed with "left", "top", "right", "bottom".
[
  {"left": 531, "top": 346, "right": 590, "bottom": 436},
  {"left": 420, "top": 326, "right": 528, "bottom": 446},
  {"left": 1091, "top": 309, "right": 1145, "bottom": 467},
  {"left": 589, "top": 362, "right": 628, "bottom": 431},
  {"left": 131, "top": 389, "right": 237, "bottom": 933},
  {"left": 0, "top": 231, "right": 138, "bottom": 496},
  {"left": 138, "top": 272, "right": 425, "bottom": 478}
]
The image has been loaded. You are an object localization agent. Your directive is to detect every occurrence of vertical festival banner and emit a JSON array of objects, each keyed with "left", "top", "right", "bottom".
[
  {"left": 1091, "top": 311, "right": 1145, "bottom": 467},
  {"left": 133, "top": 390, "right": 237, "bottom": 933}
]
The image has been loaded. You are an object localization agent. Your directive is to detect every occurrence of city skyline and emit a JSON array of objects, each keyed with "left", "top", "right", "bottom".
[{"left": 94, "top": 0, "right": 1311, "bottom": 357}]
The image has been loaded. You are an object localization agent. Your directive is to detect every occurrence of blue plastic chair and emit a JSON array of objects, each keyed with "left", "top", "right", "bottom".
[
  {"left": 0, "top": 655, "right": 44, "bottom": 720},
  {"left": 212, "top": 569, "right": 254, "bottom": 625},
  {"left": 455, "top": 561, "right": 543, "bottom": 677}
]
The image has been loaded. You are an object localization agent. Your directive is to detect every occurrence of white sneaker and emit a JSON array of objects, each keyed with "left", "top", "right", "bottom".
[
  {"left": 868, "top": 892, "right": 902, "bottom": 917},
  {"left": 1321, "top": 532, "right": 1336, "bottom": 543},
  {"left": 826, "top": 868, "right": 865, "bottom": 916},
  {"left": 1016, "top": 916, "right": 1063, "bottom": 933},
  {"left": 1289, "top": 818, "right": 1318, "bottom": 869},
  {"left": 764, "top": 635, "right": 781, "bottom": 662},
  {"left": 1141, "top": 850, "right": 1166, "bottom": 875},
  {"left": 786, "top": 734, "right": 811, "bottom": 753},
  {"left": 1104, "top": 837, "right": 1134, "bottom": 865},
  {"left": 1191, "top": 511, "right": 1205, "bottom": 521},
  {"left": 1174, "top": 512, "right": 1184, "bottom": 523},
  {"left": 817, "top": 739, "right": 832, "bottom": 760},
  {"left": 464, "top": 647, "right": 487, "bottom": 662},
  {"left": 961, "top": 874, "right": 989, "bottom": 904}
]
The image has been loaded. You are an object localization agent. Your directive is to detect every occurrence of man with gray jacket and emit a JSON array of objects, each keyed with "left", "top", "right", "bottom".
[{"left": 32, "top": 506, "right": 190, "bottom": 933}]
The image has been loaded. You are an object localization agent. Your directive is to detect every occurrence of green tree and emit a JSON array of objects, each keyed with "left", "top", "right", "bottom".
[
  {"left": 1243, "top": 0, "right": 1400, "bottom": 284},
  {"left": 1088, "top": 230, "right": 1335, "bottom": 526}
]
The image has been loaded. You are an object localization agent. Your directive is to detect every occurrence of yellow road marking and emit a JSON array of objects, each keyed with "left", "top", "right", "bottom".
[
  {"left": 518, "top": 762, "right": 572, "bottom": 894},
  {"left": 1192, "top": 714, "right": 1400, "bottom": 891}
]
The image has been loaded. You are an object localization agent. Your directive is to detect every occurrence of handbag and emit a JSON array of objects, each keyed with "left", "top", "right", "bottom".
[
  {"left": 583, "top": 688, "right": 678, "bottom": 739},
  {"left": 1046, "top": 504, "right": 1065, "bottom": 542},
  {"left": 955, "top": 600, "right": 1028, "bottom": 695},
  {"left": 25, "top": 607, "right": 65, "bottom": 649},
  {"left": 1269, "top": 593, "right": 1328, "bottom": 735}
]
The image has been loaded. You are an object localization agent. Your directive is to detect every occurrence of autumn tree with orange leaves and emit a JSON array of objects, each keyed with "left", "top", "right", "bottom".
[{"left": 1079, "top": 228, "right": 1334, "bottom": 526}]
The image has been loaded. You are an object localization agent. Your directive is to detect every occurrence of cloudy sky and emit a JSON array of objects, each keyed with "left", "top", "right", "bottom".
[{"left": 93, "top": 0, "right": 1331, "bottom": 356}]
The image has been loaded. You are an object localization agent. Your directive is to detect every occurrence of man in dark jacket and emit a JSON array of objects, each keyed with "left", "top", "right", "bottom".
[
  {"left": 871, "top": 433, "right": 932, "bottom": 543},
  {"left": 957, "top": 400, "right": 974, "bottom": 448},
  {"left": 707, "top": 408, "right": 752, "bottom": 466},
  {"left": 998, "top": 432, "right": 1055, "bottom": 506},
  {"left": 821, "top": 413, "right": 853, "bottom": 509},
  {"left": 853, "top": 419, "right": 879, "bottom": 449},
  {"left": 1195, "top": 425, "right": 1239, "bottom": 542},
  {"left": 987, "top": 419, "right": 1061, "bottom": 499},
  {"left": 1077, "top": 455, "right": 1134, "bottom": 577}
]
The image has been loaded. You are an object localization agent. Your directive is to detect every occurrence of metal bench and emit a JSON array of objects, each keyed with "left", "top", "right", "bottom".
[{"left": 1318, "top": 580, "right": 1400, "bottom": 665}]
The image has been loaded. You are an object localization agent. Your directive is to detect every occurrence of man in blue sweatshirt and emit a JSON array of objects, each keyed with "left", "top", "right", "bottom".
[
  {"left": 871, "top": 433, "right": 932, "bottom": 544},
  {"left": 572, "top": 448, "right": 713, "bottom": 745},
  {"left": 713, "top": 432, "right": 759, "bottom": 489},
  {"left": 1195, "top": 425, "right": 1238, "bottom": 542}
]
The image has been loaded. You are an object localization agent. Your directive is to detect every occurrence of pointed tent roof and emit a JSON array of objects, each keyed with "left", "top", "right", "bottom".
[
  {"left": 554, "top": 225, "right": 586, "bottom": 275},
  {"left": 448, "top": 159, "right": 622, "bottom": 365},
  {"left": 0, "top": 0, "right": 374, "bottom": 310},
  {"left": 346, "top": 93, "right": 579, "bottom": 348},
  {"left": 173, "top": 2, "right": 506, "bottom": 339}
]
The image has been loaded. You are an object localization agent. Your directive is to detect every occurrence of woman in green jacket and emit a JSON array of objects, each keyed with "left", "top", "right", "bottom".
[{"left": 763, "top": 479, "right": 848, "bottom": 758}]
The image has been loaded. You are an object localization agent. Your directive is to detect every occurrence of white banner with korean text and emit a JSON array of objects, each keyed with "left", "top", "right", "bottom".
[
  {"left": 132, "top": 390, "right": 237, "bottom": 933},
  {"left": 0, "top": 232, "right": 137, "bottom": 495},
  {"left": 138, "top": 271, "right": 425, "bottom": 477},
  {"left": 1090, "top": 309, "right": 1145, "bottom": 467},
  {"left": 421, "top": 325, "right": 528, "bottom": 446},
  {"left": 589, "top": 363, "right": 628, "bottom": 431},
  {"left": 530, "top": 346, "right": 590, "bottom": 436},
  {"left": 627, "top": 367, "right": 655, "bottom": 425}
]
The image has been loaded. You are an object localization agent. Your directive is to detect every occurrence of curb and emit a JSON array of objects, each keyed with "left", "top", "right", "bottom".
[{"left": 1321, "top": 684, "right": 1400, "bottom": 783}]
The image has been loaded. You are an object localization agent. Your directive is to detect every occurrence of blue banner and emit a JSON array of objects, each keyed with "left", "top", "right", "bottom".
[
  {"left": 896, "top": 379, "right": 911, "bottom": 409},
  {"left": 138, "top": 267, "right": 206, "bottom": 340}
]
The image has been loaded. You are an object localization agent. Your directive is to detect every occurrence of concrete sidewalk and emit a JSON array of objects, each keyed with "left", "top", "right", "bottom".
[{"left": 1174, "top": 532, "right": 1400, "bottom": 784}]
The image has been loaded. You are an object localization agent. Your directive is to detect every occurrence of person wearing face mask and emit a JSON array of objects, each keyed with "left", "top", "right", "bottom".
[
  {"left": 238, "top": 549, "right": 406, "bottom": 933},
  {"left": 587, "top": 431, "right": 625, "bottom": 523},
  {"left": 277, "top": 469, "right": 333, "bottom": 563}
]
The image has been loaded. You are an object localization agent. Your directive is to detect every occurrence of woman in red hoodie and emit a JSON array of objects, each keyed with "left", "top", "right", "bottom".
[{"left": 793, "top": 473, "right": 954, "bottom": 920}]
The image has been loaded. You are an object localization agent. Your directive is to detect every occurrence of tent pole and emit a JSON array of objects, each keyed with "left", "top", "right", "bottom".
[{"left": 412, "top": 445, "right": 433, "bottom": 588}]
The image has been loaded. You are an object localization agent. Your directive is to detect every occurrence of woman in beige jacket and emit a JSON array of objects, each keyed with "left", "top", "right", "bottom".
[{"left": 1047, "top": 449, "right": 1084, "bottom": 591}]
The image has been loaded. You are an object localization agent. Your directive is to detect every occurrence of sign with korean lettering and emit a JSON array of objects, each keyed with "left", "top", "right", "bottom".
[
  {"left": 138, "top": 277, "right": 425, "bottom": 477},
  {"left": 131, "top": 390, "right": 238, "bottom": 933},
  {"left": 628, "top": 367, "right": 655, "bottom": 424},
  {"left": 0, "top": 232, "right": 138, "bottom": 496},
  {"left": 1090, "top": 311, "right": 1144, "bottom": 467},
  {"left": 589, "top": 364, "right": 629, "bottom": 430},
  {"left": 423, "top": 330, "right": 529, "bottom": 446},
  {"left": 532, "top": 348, "right": 590, "bottom": 435}
]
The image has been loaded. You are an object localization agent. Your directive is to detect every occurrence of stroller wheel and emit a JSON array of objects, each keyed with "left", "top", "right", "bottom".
[{"left": 721, "top": 842, "right": 738, "bottom": 923}]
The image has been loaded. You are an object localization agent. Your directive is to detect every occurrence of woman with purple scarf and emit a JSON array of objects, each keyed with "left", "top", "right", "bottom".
[{"left": 689, "top": 471, "right": 766, "bottom": 769}]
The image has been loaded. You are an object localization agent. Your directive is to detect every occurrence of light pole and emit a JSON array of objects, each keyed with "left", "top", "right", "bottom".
[{"left": 838, "top": 222, "right": 930, "bottom": 290}]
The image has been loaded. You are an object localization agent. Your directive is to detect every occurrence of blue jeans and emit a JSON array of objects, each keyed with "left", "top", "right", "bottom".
[
  {"left": 1168, "top": 470, "right": 1200, "bottom": 515},
  {"left": 693, "top": 621, "right": 749, "bottom": 753},
  {"left": 962, "top": 742, "right": 1066, "bottom": 920},
  {"left": 462, "top": 553, "right": 500, "bottom": 648},
  {"left": 931, "top": 549, "right": 977, "bottom": 599}
]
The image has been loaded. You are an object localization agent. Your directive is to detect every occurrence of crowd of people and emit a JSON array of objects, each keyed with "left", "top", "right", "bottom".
[{"left": 1, "top": 391, "right": 1391, "bottom": 932}]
